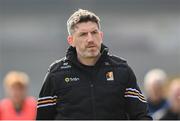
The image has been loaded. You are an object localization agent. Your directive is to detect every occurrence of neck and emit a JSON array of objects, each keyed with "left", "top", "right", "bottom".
[
  {"left": 77, "top": 54, "right": 101, "bottom": 66},
  {"left": 12, "top": 99, "right": 24, "bottom": 112},
  {"left": 11, "top": 97, "right": 25, "bottom": 106}
]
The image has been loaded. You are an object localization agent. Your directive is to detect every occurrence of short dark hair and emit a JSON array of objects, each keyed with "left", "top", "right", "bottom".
[{"left": 67, "top": 9, "right": 101, "bottom": 35}]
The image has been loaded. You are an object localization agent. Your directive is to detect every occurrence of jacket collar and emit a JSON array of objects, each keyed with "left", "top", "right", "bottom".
[{"left": 66, "top": 44, "right": 109, "bottom": 69}]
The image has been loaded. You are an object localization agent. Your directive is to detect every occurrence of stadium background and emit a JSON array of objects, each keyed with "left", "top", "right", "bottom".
[{"left": 0, "top": 0, "right": 180, "bottom": 98}]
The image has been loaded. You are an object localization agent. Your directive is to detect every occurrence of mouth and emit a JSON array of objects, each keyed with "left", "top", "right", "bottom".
[{"left": 86, "top": 45, "right": 96, "bottom": 48}]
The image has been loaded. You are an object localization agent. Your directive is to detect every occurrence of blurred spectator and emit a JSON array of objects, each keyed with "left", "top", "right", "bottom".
[
  {"left": 0, "top": 71, "right": 37, "bottom": 120},
  {"left": 144, "top": 68, "right": 168, "bottom": 119},
  {"left": 160, "top": 78, "right": 180, "bottom": 120}
]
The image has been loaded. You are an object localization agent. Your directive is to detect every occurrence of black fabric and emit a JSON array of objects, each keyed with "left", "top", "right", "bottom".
[{"left": 36, "top": 44, "right": 152, "bottom": 120}]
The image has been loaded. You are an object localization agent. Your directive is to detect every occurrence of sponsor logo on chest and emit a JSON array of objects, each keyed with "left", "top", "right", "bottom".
[{"left": 64, "top": 77, "right": 80, "bottom": 83}]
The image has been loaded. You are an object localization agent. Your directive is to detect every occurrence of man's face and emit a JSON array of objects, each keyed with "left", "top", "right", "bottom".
[
  {"left": 8, "top": 83, "right": 27, "bottom": 103},
  {"left": 69, "top": 21, "right": 103, "bottom": 59},
  {"left": 146, "top": 80, "right": 164, "bottom": 103},
  {"left": 168, "top": 82, "right": 180, "bottom": 112}
]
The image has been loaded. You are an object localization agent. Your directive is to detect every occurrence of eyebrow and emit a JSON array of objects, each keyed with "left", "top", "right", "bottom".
[{"left": 78, "top": 28, "right": 98, "bottom": 34}]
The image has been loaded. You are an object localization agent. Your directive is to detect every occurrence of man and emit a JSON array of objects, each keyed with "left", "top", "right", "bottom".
[
  {"left": 36, "top": 9, "right": 152, "bottom": 120},
  {"left": 144, "top": 69, "right": 169, "bottom": 119},
  {"left": 0, "top": 71, "right": 37, "bottom": 120},
  {"left": 160, "top": 78, "right": 180, "bottom": 120}
]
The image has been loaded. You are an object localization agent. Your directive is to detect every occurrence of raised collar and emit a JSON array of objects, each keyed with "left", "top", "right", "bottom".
[{"left": 66, "top": 44, "right": 109, "bottom": 69}]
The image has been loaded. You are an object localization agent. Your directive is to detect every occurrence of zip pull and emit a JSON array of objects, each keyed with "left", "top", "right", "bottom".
[{"left": 90, "top": 84, "right": 94, "bottom": 87}]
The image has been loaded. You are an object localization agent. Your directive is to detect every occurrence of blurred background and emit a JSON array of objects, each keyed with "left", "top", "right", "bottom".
[{"left": 0, "top": 0, "right": 180, "bottom": 98}]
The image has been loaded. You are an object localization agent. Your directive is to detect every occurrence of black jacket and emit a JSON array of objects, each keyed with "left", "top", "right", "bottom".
[{"left": 36, "top": 44, "right": 152, "bottom": 120}]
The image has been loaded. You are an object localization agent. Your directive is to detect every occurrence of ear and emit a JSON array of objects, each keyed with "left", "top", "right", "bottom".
[
  {"left": 67, "top": 35, "right": 74, "bottom": 47},
  {"left": 100, "top": 31, "right": 103, "bottom": 42}
]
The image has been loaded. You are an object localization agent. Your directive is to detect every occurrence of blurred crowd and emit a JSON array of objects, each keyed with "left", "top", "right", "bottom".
[
  {"left": 0, "top": 71, "right": 36, "bottom": 120},
  {"left": 144, "top": 69, "right": 180, "bottom": 120},
  {"left": 0, "top": 69, "right": 179, "bottom": 120}
]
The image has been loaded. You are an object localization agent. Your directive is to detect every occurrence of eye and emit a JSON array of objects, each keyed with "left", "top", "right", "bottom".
[
  {"left": 91, "top": 30, "right": 98, "bottom": 35},
  {"left": 79, "top": 32, "right": 87, "bottom": 37}
]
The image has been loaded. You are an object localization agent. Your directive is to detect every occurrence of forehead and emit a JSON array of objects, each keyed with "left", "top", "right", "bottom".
[
  {"left": 170, "top": 82, "right": 180, "bottom": 90},
  {"left": 74, "top": 21, "right": 99, "bottom": 33},
  {"left": 11, "top": 82, "right": 26, "bottom": 88}
]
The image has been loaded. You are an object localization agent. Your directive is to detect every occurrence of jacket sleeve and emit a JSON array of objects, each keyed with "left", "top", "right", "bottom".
[
  {"left": 36, "top": 70, "right": 57, "bottom": 120},
  {"left": 124, "top": 66, "right": 152, "bottom": 120}
]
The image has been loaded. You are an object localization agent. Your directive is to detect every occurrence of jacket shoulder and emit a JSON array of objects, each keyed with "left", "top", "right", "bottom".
[
  {"left": 48, "top": 56, "right": 69, "bottom": 73},
  {"left": 108, "top": 54, "right": 127, "bottom": 66}
]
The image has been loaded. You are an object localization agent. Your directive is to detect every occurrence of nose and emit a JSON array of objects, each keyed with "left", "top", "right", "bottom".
[{"left": 87, "top": 32, "right": 93, "bottom": 42}]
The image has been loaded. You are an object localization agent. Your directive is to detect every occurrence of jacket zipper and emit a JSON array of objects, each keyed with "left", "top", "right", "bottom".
[
  {"left": 89, "top": 65, "right": 103, "bottom": 119},
  {"left": 84, "top": 70, "right": 96, "bottom": 119},
  {"left": 90, "top": 82, "right": 96, "bottom": 119}
]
